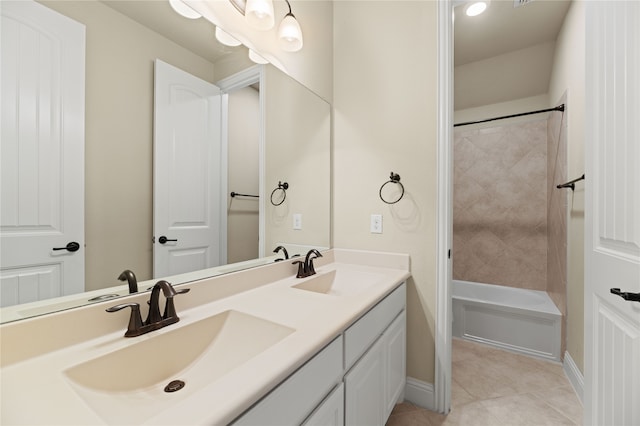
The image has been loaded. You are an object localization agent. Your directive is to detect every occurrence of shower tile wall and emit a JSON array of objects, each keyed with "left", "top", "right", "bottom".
[
  {"left": 453, "top": 120, "right": 548, "bottom": 290},
  {"left": 546, "top": 101, "right": 568, "bottom": 318}
]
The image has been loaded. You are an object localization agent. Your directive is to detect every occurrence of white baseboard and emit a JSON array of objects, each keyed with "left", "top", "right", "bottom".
[
  {"left": 404, "top": 377, "right": 435, "bottom": 411},
  {"left": 563, "top": 351, "right": 584, "bottom": 403}
]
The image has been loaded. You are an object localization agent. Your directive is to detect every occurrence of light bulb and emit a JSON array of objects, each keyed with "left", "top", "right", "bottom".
[
  {"left": 278, "top": 13, "right": 303, "bottom": 52},
  {"left": 215, "top": 27, "right": 241, "bottom": 47},
  {"left": 249, "top": 49, "right": 269, "bottom": 64},
  {"left": 465, "top": 1, "right": 488, "bottom": 17},
  {"left": 245, "top": 0, "right": 275, "bottom": 30},
  {"left": 169, "top": 0, "right": 201, "bottom": 19}
]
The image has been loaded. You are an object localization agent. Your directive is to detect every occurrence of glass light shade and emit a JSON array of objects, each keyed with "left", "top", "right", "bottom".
[
  {"left": 278, "top": 13, "right": 303, "bottom": 52},
  {"left": 169, "top": 0, "right": 201, "bottom": 19},
  {"left": 245, "top": 0, "right": 275, "bottom": 30},
  {"left": 248, "top": 49, "right": 269, "bottom": 64},
  {"left": 465, "top": 1, "right": 487, "bottom": 17},
  {"left": 215, "top": 27, "right": 242, "bottom": 47}
]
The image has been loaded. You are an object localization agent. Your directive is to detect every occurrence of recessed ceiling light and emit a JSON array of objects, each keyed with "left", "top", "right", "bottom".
[{"left": 465, "top": 1, "right": 488, "bottom": 17}]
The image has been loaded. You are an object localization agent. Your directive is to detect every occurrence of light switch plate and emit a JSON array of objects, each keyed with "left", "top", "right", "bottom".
[
  {"left": 370, "top": 214, "right": 383, "bottom": 234},
  {"left": 293, "top": 213, "right": 302, "bottom": 230}
]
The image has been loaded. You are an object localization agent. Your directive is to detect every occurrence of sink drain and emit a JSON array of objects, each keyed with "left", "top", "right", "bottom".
[{"left": 164, "top": 380, "right": 185, "bottom": 393}]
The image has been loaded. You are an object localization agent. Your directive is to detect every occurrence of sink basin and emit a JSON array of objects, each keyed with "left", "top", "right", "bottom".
[
  {"left": 64, "top": 310, "right": 294, "bottom": 424},
  {"left": 292, "top": 269, "right": 381, "bottom": 296}
]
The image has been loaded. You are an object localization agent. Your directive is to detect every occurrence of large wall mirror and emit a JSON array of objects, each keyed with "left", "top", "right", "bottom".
[{"left": 0, "top": 0, "right": 330, "bottom": 323}]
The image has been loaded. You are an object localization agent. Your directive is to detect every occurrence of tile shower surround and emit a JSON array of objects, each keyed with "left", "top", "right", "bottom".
[{"left": 453, "top": 115, "right": 567, "bottom": 318}]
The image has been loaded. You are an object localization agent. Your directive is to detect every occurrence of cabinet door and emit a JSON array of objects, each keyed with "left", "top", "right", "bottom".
[
  {"left": 345, "top": 337, "right": 385, "bottom": 426},
  {"left": 384, "top": 311, "right": 406, "bottom": 419},
  {"left": 303, "top": 383, "right": 344, "bottom": 426}
]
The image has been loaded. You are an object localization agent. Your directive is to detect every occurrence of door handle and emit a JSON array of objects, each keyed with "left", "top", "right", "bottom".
[
  {"left": 158, "top": 236, "right": 177, "bottom": 244},
  {"left": 610, "top": 288, "right": 640, "bottom": 303},
  {"left": 52, "top": 241, "right": 80, "bottom": 252}
]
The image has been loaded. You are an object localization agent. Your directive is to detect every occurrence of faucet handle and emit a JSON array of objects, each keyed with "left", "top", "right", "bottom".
[
  {"left": 292, "top": 260, "right": 307, "bottom": 278},
  {"left": 163, "top": 288, "right": 190, "bottom": 320},
  {"left": 106, "top": 303, "right": 144, "bottom": 337}
]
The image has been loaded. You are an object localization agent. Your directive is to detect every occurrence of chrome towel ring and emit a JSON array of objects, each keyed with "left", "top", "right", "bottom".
[
  {"left": 270, "top": 181, "right": 289, "bottom": 206},
  {"left": 379, "top": 172, "right": 404, "bottom": 204}
]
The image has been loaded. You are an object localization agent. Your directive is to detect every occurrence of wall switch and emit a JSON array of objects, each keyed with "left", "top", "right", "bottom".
[
  {"left": 370, "top": 214, "right": 383, "bottom": 234},
  {"left": 293, "top": 213, "right": 302, "bottom": 230}
]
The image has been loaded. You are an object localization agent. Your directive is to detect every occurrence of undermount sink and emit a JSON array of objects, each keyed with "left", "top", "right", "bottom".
[
  {"left": 64, "top": 310, "right": 294, "bottom": 424},
  {"left": 292, "top": 269, "right": 381, "bottom": 296}
]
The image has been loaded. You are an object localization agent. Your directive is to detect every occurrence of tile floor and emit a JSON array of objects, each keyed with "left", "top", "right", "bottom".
[{"left": 387, "top": 339, "right": 583, "bottom": 425}]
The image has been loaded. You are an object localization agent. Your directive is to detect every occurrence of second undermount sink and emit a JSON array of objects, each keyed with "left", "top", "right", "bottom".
[
  {"left": 292, "top": 269, "right": 381, "bottom": 296},
  {"left": 64, "top": 310, "right": 294, "bottom": 424}
]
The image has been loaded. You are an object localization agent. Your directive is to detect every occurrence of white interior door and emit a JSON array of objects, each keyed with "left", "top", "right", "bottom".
[
  {"left": 153, "top": 59, "right": 224, "bottom": 278},
  {"left": 584, "top": 2, "right": 640, "bottom": 425},
  {"left": 0, "top": 0, "right": 85, "bottom": 307}
]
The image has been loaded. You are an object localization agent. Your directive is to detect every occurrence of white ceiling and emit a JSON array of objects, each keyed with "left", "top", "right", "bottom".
[
  {"left": 454, "top": 0, "right": 572, "bottom": 110},
  {"left": 454, "top": 0, "right": 572, "bottom": 66}
]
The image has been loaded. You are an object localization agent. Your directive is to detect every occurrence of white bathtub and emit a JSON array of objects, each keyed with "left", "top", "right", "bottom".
[{"left": 452, "top": 280, "right": 562, "bottom": 362}]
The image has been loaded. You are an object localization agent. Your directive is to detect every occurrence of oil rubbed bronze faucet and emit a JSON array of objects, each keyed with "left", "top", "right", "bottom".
[
  {"left": 293, "top": 249, "right": 323, "bottom": 278},
  {"left": 106, "top": 280, "right": 190, "bottom": 337},
  {"left": 118, "top": 269, "right": 138, "bottom": 294},
  {"left": 273, "top": 245, "right": 289, "bottom": 261}
]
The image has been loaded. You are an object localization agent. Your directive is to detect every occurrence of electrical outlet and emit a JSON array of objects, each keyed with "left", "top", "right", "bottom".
[
  {"left": 293, "top": 213, "right": 302, "bottom": 230},
  {"left": 370, "top": 214, "right": 383, "bottom": 234}
]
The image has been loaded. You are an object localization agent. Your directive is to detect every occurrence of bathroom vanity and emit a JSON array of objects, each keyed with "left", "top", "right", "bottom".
[{"left": 0, "top": 249, "right": 409, "bottom": 425}]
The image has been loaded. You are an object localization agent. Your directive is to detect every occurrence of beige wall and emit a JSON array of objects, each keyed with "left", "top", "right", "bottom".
[
  {"left": 454, "top": 94, "right": 549, "bottom": 128},
  {"left": 548, "top": 1, "right": 585, "bottom": 374},
  {"left": 547, "top": 94, "right": 569, "bottom": 357},
  {"left": 39, "top": 1, "right": 217, "bottom": 291},
  {"left": 227, "top": 87, "right": 260, "bottom": 263},
  {"left": 333, "top": 1, "right": 438, "bottom": 384},
  {"left": 455, "top": 41, "right": 555, "bottom": 110}
]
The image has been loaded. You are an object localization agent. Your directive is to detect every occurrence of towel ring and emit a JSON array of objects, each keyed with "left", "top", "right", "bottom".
[
  {"left": 270, "top": 181, "right": 289, "bottom": 206},
  {"left": 379, "top": 172, "right": 404, "bottom": 204}
]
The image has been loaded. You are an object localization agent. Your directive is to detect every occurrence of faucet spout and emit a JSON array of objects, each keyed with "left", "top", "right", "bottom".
[
  {"left": 273, "top": 245, "right": 289, "bottom": 261},
  {"left": 146, "top": 280, "right": 177, "bottom": 325},
  {"left": 118, "top": 269, "right": 138, "bottom": 294}
]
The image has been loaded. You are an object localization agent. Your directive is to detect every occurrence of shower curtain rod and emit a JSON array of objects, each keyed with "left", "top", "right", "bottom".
[{"left": 454, "top": 104, "right": 565, "bottom": 127}]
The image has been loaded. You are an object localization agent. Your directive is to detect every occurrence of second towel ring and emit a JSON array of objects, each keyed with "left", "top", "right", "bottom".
[
  {"left": 379, "top": 172, "right": 404, "bottom": 204},
  {"left": 270, "top": 181, "right": 289, "bottom": 206}
]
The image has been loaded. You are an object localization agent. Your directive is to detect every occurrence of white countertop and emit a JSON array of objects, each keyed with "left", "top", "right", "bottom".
[{"left": 0, "top": 249, "right": 410, "bottom": 425}]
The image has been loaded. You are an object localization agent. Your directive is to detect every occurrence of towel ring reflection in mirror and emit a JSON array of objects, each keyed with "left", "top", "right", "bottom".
[
  {"left": 379, "top": 172, "right": 404, "bottom": 204},
  {"left": 270, "top": 181, "right": 289, "bottom": 206}
]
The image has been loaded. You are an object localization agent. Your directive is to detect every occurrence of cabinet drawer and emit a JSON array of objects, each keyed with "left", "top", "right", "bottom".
[
  {"left": 344, "top": 282, "right": 406, "bottom": 370},
  {"left": 233, "top": 337, "right": 343, "bottom": 426}
]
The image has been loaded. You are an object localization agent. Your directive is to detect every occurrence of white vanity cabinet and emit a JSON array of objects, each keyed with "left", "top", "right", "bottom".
[
  {"left": 303, "top": 383, "right": 345, "bottom": 426},
  {"left": 231, "top": 283, "right": 406, "bottom": 426},
  {"left": 344, "top": 286, "right": 406, "bottom": 425},
  {"left": 232, "top": 337, "right": 343, "bottom": 426}
]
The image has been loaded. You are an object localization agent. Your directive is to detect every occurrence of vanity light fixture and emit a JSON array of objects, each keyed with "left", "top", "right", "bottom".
[
  {"left": 245, "top": 0, "right": 275, "bottom": 30},
  {"left": 465, "top": 1, "right": 489, "bottom": 16},
  {"left": 169, "top": 0, "right": 201, "bottom": 19},
  {"left": 277, "top": 0, "right": 303, "bottom": 52},
  {"left": 215, "top": 27, "right": 242, "bottom": 46}
]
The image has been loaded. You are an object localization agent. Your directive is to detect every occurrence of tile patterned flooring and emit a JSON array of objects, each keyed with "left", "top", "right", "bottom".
[{"left": 387, "top": 339, "right": 583, "bottom": 425}]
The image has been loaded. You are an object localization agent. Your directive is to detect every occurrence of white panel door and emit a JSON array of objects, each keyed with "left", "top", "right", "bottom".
[
  {"left": 153, "top": 60, "right": 224, "bottom": 278},
  {"left": 0, "top": 0, "right": 85, "bottom": 307},
  {"left": 585, "top": 2, "right": 640, "bottom": 425}
]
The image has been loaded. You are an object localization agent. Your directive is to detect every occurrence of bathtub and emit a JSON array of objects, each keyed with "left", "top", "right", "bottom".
[{"left": 452, "top": 280, "right": 562, "bottom": 362}]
